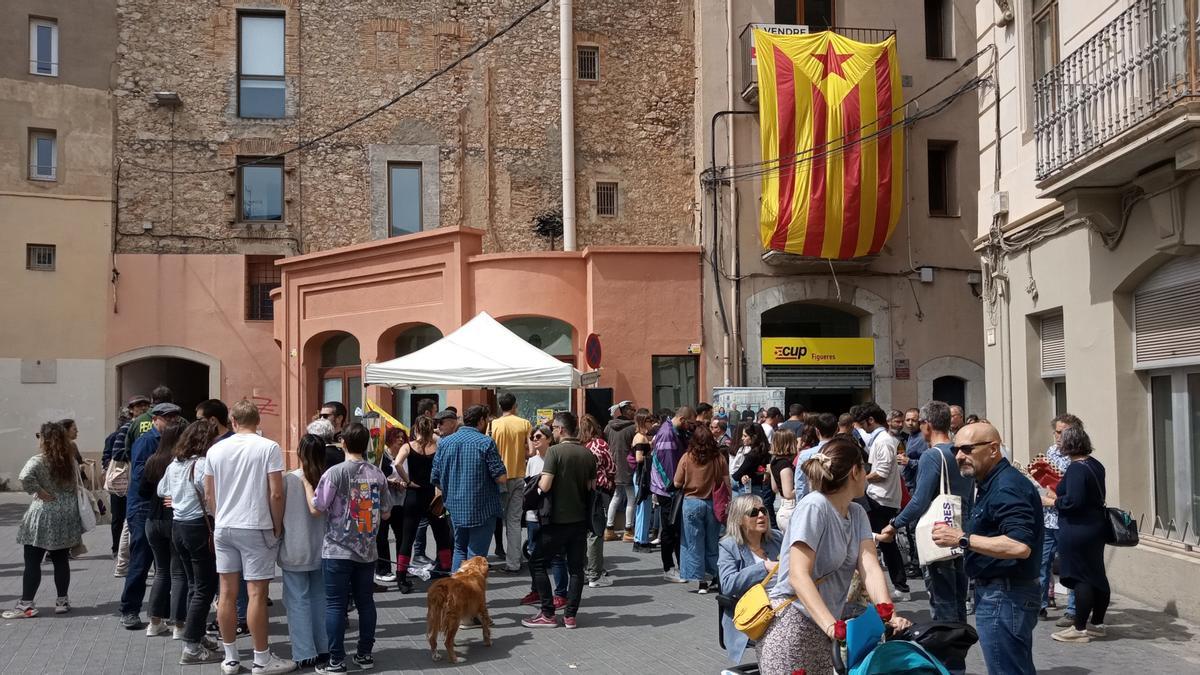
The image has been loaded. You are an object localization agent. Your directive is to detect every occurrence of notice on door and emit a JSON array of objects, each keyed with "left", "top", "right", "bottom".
[{"left": 761, "top": 338, "right": 875, "bottom": 366}]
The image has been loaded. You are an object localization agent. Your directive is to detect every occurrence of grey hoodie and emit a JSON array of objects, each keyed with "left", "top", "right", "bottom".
[{"left": 604, "top": 417, "right": 637, "bottom": 486}]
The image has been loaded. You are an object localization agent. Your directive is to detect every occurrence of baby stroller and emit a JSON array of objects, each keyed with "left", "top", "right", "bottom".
[{"left": 832, "top": 604, "right": 975, "bottom": 675}]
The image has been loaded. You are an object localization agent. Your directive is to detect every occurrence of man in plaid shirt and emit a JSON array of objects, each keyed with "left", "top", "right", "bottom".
[{"left": 431, "top": 405, "right": 507, "bottom": 571}]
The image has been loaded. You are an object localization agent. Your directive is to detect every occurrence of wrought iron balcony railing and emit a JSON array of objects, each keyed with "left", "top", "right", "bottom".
[
  {"left": 1034, "top": 0, "right": 1199, "bottom": 181},
  {"left": 739, "top": 24, "right": 897, "bottom": 104}
]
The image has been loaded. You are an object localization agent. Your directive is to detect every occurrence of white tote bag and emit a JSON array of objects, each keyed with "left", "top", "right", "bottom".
[{"left": 915, "top": 449, "right": 963, "bottom": 565}]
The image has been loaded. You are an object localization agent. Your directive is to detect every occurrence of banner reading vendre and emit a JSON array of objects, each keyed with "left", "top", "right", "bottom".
[{"left": 754, "top": 30, "right": 904, "bottom": 258}]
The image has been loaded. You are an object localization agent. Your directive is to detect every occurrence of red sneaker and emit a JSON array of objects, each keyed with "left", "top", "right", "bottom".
[
  {"left": 552, "top": 596, "right": 568, "bottom": 610},
  {"left": 518, "top": 591, "right": 540, "bottom": 606},
  {"left": 563, "top": 616, "right": 577, "bottom": 629},
  {"left": 521, "top": 613, "right": 557, "bottom": 629}
]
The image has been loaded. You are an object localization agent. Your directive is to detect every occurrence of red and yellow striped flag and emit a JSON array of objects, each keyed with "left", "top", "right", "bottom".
[{"left": 755, "top": 30, "right": 904, "bottom": 258}]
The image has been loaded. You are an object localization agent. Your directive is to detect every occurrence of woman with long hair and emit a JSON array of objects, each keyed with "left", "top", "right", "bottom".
[
  {"left": 733, "top": 423, "right": 776, "bottom": 528},
  {"left": 1051, "top": 426, "right": 1111, "bottom": 643},
  {"left": 673, "top": 426, "right": 731, "bottom": 594},
  {"left": 393, "top": 415, "right": 453, "bottom": 592},
  {"left": 279, "top": 434, "right": 330, "bottom": 667},
  {"left": 769, "top": 429, "right": 799, "bottom": 533},
  {"left": 375, "top": 426, "right": 409, "bottom": 584},
  {"left": 519, "top": 424, "right": 569, "bottom": 608},
  {"left": 143, "top": 418, "right": 189, "bottom": 638},
  {"left": 757, "top": 438, "right": 911, "bottom": 673},
  {"left": 717, "top": 494, "right": 782, "bottom": 663},
  {"left": 3, "top": 422, "right": 85, "bottom": 619},
  {"left": 630, "top": 409, "right": 656, "bottom": 552},
  {"left": 157, "top": 420, "right": 222, "bottom": 664},
  {"left": 580, "top": 414, "right": 616, "bottom": 588}
]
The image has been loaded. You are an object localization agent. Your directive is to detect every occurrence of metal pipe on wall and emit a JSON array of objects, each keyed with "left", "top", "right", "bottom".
[{"left": 560, "top": 0, "right": 577, "bottom": 251}]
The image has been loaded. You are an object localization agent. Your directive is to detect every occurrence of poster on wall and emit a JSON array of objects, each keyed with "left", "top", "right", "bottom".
[
  {"left": 711, "top": 387, "right": 787, "bottom": 417},
  {"left": 535, "top": 408, "right": 555, "bottom": 426}
]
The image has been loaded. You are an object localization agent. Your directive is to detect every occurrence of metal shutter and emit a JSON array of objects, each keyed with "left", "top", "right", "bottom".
[
  {"left": 763, "top": 366, "right": 874, "bottom": 389},
  {"left": 1135, "top": 255, "right": 1200, "bottom": 368},
  {"left": 1040, "top": 314, "right": 1066, "bottom": 377}
]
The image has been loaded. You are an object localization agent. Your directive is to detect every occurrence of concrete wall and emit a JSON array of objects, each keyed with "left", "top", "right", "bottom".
[{"left": 694, "top": 0, "right": 984, "bottom": 407}]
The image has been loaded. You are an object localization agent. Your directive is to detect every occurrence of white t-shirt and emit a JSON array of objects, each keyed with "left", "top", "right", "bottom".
[
  {"left": 762, "top": 422, "right": 775, "bottom": 441},
  {"left": 865, "top": 429, "right": 902, "bottom": 509},
  {"left": 203, "top": 432, "right": 285, "bottom": 530},
  {"left": 525, "top": 454, "right": 545, "bottom": 523}
]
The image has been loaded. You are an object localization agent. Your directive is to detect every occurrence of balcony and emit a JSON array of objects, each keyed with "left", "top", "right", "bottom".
[
  {"left": 739, "top": 24, "right": 897, "bottom": 104},
  {"left": 1035, "top": 0, "right": 1200, "bottom": 188}
]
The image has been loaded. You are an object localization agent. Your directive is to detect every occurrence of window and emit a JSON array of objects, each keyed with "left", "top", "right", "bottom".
[
  {"left": 927, "top": 141, "right": 957, "bottom": 216},
  {"left": 26, "top": 244, "right": 55, "bottom": 271},
  {"left": 1032, "top": 0, "right": 1059, "bottom": 79},
  {"left": 1149, "top": 369, "right": 1200, "bottom": 545},
  {"left": 577, "top": 45, "right": 599, "bottom": 81},
  {"left": 596, "top": 181, "right": 618, "bottom": 217},
  {"left": 1039, "top": 312, "right": 1066, "bottom": 377},
  {"left": 1134, "top": 255, "right": 1200, "bottom": 369},
  {"left": 29, "top": 18, "right": 58, "bottom": 76},
  {"left": 28, "top": 130, "right": 56, "bottom": 181},
  {"left": 319, "top": 333, "right": 362, "bottom": 422},
  {"left": 245, "top": 255, "right": 282, "bottom": 320},
  {"left": 238, "top": 158, "right": 283, "bottom": 221},
  {"left": 924, "top": 0, "right": 953, "bottom": 59},
  {"left": 653, "top": 355, "right": 698, "bottom": 412},
  {"left": 774, "top": 1, "right": 834, "bottom": 28},
  {"left": 1051, "top": 379, "right": 1067, "bottom": 417},
  {"left": 238, "top": 14, "right": 285, "bottom": 118},
  {"left": 387, "top": 163, "right": 422, "bottom": 236},
  {"left": 501, "top": 317, "right": 575, "bottom": 424}
]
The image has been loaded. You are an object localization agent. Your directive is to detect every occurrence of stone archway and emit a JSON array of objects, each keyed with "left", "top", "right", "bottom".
[
  {"left": 106, "top": 346, "right": 222, "bottom": 427},
  {"left": 916, "top": 355, "right": 985, "bottom": 417},
  {"left": 744, "top": 279, "right": 893, "bottom": 410}
]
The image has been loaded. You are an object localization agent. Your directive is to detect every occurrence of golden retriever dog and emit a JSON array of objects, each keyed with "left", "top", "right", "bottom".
[{"left": 426, "top": 555, "right": 492, "bottom": 663}]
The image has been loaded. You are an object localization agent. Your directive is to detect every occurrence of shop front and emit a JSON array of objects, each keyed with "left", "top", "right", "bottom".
[{"left": 761, "top": 336, "right": 875, "bottom": 413}]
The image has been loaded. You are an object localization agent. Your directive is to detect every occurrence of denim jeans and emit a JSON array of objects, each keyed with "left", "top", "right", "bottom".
[
  {"left": 323, "top": 559, "right": 376, "bottom": 663},
  {"left": 1039, "top": 527, "right": 1057, "bottom": 611},
  {"left": 119, "top": 506, "right": 152, "bottom": 616},
  {"left": 632, "top": 483, "right": 654, "bottom": 544},
  {"left": 450, "top": 521, "right": 494, "bottom": 572},
  {"left": 145, "top": 518, "right": 187, "bottom": 623},
  {"left": 500, "top": 478, "right": 526, "bottom": 571},
  {"left": 526, "top": 521, "right": 567, "bottom": 596},
  {"left": 680, "top": 497, "right": 719, "bottom": 582},
  {"left": 413, "top": 518, "right": 429, "bottom": 558},
  {"left": 923, "top": 557, "right": 968, "bottom": 623},
  {"left": 283, "top": 568, "right": 328, "bottom": 662},
  {"left": 530, "top": 521, "right": 587, "bottom": 617},
  {"left": 607, "top": 484, "right": 636, "bottom": 529},
  {"left": 973, "top": 580, "right": 1040, "bottom": 675},
  {"left": 172, "top": 518, "right": 217, "bottom": 644}
]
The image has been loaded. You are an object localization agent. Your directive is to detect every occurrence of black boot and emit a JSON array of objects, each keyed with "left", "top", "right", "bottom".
[{"left": 397, "top": 572, "right": 413, "bottom": 595}]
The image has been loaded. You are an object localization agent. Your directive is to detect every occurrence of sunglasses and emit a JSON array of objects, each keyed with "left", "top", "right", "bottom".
[
  {"left": 530, "top": 433, "right": 547, "bottom": 441},
  {"left": 318, "top": 413, "right": 332, "bottom": 419},
  {"left": 745, "top": 507, "right": 766, "bottom": 517},
  {"left": 952, "top": 441, "right": 995, "bottom": 454}
]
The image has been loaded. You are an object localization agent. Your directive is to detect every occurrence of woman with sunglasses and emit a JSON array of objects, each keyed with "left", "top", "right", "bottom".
[
  {"left": 630, "top": 410, "right": 657, "bottom": 553},
  {"left": 758, "top": 438, "right": 911, "bottom": 674},
  {"left": 392, "top": 416, "right": 453, "bottom": 592},
  {"left": 519, "top": 424, "right": 569, "bottom": 608},
  {"left": 717, "top": 494, "right": 781, "bottom": 664}
]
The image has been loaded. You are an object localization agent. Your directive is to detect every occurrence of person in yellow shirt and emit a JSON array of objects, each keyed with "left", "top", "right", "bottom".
[{"left": 490, "top": 393, "right": 532, "bottom": 573}]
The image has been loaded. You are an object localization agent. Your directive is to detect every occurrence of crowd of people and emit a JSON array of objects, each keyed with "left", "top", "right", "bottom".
[{"left": 3, "top": 386, "right": 1113, "bottom": 675}]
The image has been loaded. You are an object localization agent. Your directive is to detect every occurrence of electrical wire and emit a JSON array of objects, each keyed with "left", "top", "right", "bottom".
[{"left": 118, "top": 0, "right": 551, "bottom": 176}]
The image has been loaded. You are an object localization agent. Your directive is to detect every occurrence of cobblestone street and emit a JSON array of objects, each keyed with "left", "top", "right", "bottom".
[{"left": 1, "top": 495, "right": 1198, "bottom": 674}]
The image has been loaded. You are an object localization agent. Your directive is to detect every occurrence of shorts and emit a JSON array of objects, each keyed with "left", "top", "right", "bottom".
[{"left": 214, "top": 527, "right": 280, "bottom": 581}]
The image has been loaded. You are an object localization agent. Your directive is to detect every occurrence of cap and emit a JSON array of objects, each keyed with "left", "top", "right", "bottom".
[
  {"left": 608, "top": 400, "right": 634, "bottom": 415},
  {"left": 150, "top": 402, "right": 182, "bottom": 417},
  {"left": 127, "top": 394, "right": 151, "bottom": 406},
  {"left": 434, "top": 409, "right": 458, "bottom": 421}
]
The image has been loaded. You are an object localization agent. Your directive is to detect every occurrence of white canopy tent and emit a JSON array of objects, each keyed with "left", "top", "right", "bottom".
[{"left": 364, "top": 312, "right": 599, "bottom": 390}]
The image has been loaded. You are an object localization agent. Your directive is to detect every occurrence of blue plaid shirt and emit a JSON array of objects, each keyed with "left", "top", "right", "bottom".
[{"left": 431, "top": 426, "right": 507, "bottom": 528}]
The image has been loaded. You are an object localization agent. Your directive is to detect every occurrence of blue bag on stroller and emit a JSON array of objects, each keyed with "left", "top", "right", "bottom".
[{"left": 834, "top": 605, "right": 952, "bottom": 675}]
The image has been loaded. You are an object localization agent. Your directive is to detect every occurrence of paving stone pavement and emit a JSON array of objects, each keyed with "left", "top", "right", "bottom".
[{"left": 0, "top": 493, "right": 1197, "bottom": 674}]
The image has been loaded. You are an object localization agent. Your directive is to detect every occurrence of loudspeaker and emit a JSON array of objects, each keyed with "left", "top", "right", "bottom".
[{"left": 585, "top": 388, "right": 614, "bottom": 428}]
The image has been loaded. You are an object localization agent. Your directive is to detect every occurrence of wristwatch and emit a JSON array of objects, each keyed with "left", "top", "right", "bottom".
[{"left": 958, "top": 534, "right": 971, "bottom": 550}]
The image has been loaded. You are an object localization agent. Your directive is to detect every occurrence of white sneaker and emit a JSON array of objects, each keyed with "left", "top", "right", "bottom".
[
  {"left": 588, "top": 574, "right": 614, "bottom": 588},
  {"left": 1051, "top": 627, "right": 1091, "bottom": 643},
  {"left": 412, "top": 555, "right": 434, "bottom": 567},
  {"left": 146, "top": 621, "right": 171, "bottom": 637},
  {"left": 172, "top": 623, "right": 186, "bottom": 640},
  {"left": 663, "top": 568, "right": 686, "bottom": 583},
  {"left": 650, "top": 537, "right": 662, "bottom": 545},
  {"left": 54, "top": 597, "right": 70, "bottom": 614},
  {"left": 374, "top": 572, "right": 396, "bottom": 584},
  {"left": 1086, "top": 623, "right": 1107, "bottom": 638},
  {"left": 221, "top": 660, "right": 241, "bottom": 675},
  {"left": 891, "top": 589, "right": 911, "bottom": 602},
  {"left": 251, "top": 653, "right": 296, "bottom": 674}
]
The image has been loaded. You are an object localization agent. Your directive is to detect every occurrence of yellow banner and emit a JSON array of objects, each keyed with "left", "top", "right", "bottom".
[
  {"left": 365, "top": 398, "right": 408, "bottom": 433},
  {"left": 761, "top": 338, "right": 875, "bottom": 366}
]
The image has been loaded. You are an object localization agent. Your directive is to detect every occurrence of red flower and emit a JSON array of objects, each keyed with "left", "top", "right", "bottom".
[
  {"left": 834, "top": 619, "right": 847, "bottom": 640},
  {"left": 369, "top": 428, "right": 381, "bottom": 438},
  {"left": 876, "top": 602, "right": 894, "bottom": 622}
]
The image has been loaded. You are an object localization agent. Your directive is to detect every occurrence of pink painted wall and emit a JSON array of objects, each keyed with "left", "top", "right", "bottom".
[
  {"left": 109, "top": 254, "right": 283, "bottom": 440},
  {"left": 275, "top": 228, "right": 702, "bottom": 454}
]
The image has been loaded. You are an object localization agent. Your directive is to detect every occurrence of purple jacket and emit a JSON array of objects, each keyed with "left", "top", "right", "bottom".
[{"left": 650, "top": 421, "right": 685, "bottom": 497}]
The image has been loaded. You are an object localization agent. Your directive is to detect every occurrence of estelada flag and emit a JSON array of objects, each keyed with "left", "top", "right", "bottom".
[{"left": 755, "top": 30, "right": 904, "bottom": 258}]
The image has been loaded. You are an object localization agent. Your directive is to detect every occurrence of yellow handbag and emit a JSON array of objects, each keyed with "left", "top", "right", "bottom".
[{"left": 733, "top": 563, "right": 794, "bottom": 641}]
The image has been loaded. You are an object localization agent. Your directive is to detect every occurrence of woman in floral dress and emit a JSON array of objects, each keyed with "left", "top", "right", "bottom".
[{"left": 3, "top": 421, "right": 86, "bottom": 619}]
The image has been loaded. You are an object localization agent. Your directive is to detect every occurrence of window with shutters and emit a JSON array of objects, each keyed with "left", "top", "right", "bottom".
[
  {"left": 1134, "top": 255, "right": 1200, "bottom": 369},
  {"left": 1039, "top": 312, "right": 1065, "bottom": 377}
]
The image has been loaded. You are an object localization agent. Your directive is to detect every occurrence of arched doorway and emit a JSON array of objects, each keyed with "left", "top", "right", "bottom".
[
  {"left": 500, "top": 316, "right": 574, "bottom": 424},
  {"left": 390, "top": 324, "right": 444, "bottom": 423},
  {"left": 760, "top": 301, "right": 872, "bottom": 414},
  {"left": 108, "top": 346, "right": 222, "bottom": 427},
  {"left": 932, "top": 376, "right": 966, "bottom": 410},
  {"left": 318, "top": 333, "right": 361, "bottom": 422}
]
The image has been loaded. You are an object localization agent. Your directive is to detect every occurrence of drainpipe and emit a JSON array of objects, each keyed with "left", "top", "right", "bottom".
[
  {"left": 560, "top": 0, "right": 577, "bottom": 251},
  {"left": 725, "top": 0, "right": 739, "bottom": 386},
  {"left": 710, "top": 109, "right": 756, "bottom": 387}
]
